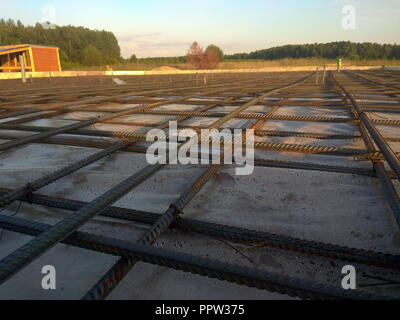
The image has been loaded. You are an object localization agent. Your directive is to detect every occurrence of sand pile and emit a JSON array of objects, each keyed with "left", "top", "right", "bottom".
[{"left": 152, "top": 66, "right": 181, "bottom": 72}]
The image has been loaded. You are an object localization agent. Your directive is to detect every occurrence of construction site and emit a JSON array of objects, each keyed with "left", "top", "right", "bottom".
[{"left": 0, "top": 68, "right": 400, "bottom": 301}]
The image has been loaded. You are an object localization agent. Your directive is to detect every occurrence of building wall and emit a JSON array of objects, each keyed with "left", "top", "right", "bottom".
[
  {"left": 31, "top": 47, "right": 61, "bottom": 72},
  {"left": 0, "top": 53, "right": 17, "bottom": 72},
  {"left": 0, "top": 55, "right": 9, "bottom": 70}
]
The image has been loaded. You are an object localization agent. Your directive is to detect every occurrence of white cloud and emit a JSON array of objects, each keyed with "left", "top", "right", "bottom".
[{"left": 117, "top": 32, "right": 248, "bottom": 58}]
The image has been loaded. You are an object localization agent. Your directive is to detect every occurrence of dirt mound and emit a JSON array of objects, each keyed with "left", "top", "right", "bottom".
[{"left": 152, "top": 66, "right": 181, "bottom": 71}]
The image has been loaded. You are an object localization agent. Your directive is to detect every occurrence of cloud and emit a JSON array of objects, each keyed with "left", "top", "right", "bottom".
[
  {"left": 117, "top": 31, "right": 250, "bottom": 58},
  {"left": 117, "top": 33, "right": 192, "bottom": 58},
  {"left": 117, "top": 32, "right": 162, "bottom": 42}
]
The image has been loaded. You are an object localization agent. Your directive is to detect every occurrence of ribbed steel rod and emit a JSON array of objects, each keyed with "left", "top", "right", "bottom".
[
  {"left": 83, "top": 100, "right": 290, "bottom": 299},
  {"left": 0, "top": 76, "right": 310, "bottom": 236},
  {"left": 83, "top": 164, "right": 220, "bottom": 300},
  {"left": 0, "top": 101, "right": 207, "bottom": 209},
  {"left": 333, "top": 73, "right": 400, "bottom": 182},
  {"left": 0, "top": 130, "right": 382, "bottom": 158},
  {"left": 0, "top": 70, "right": 346, "bottom": 298},
  {"left": 82, "top": 101, "right": 274, "bottom": 300},
  {"left": 208, "top": 73, "right": 313, "bottom": 130},
  {"left": 128, "top": 109, "right": 356, "bottom": 124},
  {"left": 0, "top": 125, "right": 367, "bottom": 141},
  {"left": 0, "top": 141, "right": 127, "bottom": 208},
  {"left": 0, "top": 163, "right": 165, "bottom": 285},
  {"left": 347, "top": 71, "right": 400, "bottom": 91},
  {"left": 333, "top": 72, "right": 400, "bottom": 230},
  {"left": 0, "top": 73, "right": 306, "bottom": 285},
  {"left": 0, "top": 76, "right": 285, "bottom": 153},
  {"left": 0, "top": 214, "right": 395, "bottom": 300},
  {"left": 0, "top": 74, "right": 283, "bottom": 121},
  {"left": 0, "top": 95, "right": 237, "bottom": 211},
  {"left": 1, "top": 189, "right": 398, "bottom": 270},
  {"left": 0, "top": 84, "right": 265, "bottom": 210}
]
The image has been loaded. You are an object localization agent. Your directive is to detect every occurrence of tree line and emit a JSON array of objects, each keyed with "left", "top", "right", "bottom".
[
  {"left": 225, "top": 42, "right": 400, "bottom": 61},
  {"left": 0, "top": 18, "right": 122, "bottom": 68},
  {"left": 127, "top": 54, "right": 186, "bottom": 64}
]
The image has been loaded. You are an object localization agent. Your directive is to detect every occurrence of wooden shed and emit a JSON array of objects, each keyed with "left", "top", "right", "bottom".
[{"left": 0, "top": 44, "right": 61, "bottom": 73}]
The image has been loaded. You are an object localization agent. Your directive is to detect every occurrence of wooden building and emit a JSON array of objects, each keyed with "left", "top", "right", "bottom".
[{"left": 0, "top": 44, "right": 61, "bottom": 73}]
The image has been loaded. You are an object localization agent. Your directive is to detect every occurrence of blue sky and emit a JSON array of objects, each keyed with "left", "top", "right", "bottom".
[{"left": 1, "top": 0, "right": 399, "bottom": 58}]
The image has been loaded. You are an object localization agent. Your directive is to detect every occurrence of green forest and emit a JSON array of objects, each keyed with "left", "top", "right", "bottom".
[
  {"left": 226, "top": 42, "right": 400, "bottom": 61},
  {"left": 0, "top": 19, "right": 122, "bottom": 68}
]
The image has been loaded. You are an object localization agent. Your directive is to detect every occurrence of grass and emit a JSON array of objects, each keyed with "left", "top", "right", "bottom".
[
  {"left": 219, "top": 58, "right": 400, "bottom": 69},
  {"left": 62, "top": 58, "right": 400, "bottom": 71}
]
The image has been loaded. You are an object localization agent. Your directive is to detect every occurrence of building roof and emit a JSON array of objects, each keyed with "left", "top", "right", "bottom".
[{"left": 0, "top": 44, "right": 59, "bottom": 54}]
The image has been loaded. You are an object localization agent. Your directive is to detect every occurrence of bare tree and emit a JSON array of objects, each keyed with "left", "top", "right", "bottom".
[{"left": 187, "top": 42, "right": 204, "bottom": 69}]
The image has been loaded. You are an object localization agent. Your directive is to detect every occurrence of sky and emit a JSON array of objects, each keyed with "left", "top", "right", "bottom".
[{"left": 1, "top": 0, "right": 399, "bottom": 58}]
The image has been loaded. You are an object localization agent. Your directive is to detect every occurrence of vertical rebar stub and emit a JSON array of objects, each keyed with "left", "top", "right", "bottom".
[{"left": 19, "top": 54, "right": 26, "bottom": 83}]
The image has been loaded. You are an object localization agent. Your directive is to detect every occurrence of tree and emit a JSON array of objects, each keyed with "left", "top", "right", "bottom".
[
  {"left": 186, "top": 41, "right": 204, "bottom": 69},
  {"left": 203, "top": 47, "right": 220, "bottom": 69},
  {"left": 186, "top": 42, "right": 221, "bottom": 70},
  {"left": 83, "top": 45, "right": 102, "bottom": 66},
  {"left": 206, "top": 44, "right": 224, "bottom": 62},
  {"left": 128, "top": 54, "right": 138, "bottom": 63}
]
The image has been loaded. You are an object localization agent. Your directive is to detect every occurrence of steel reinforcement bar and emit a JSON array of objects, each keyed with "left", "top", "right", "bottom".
[
  {"left": 0, "top": 76, "right": 214, "bottom": 109},
  {"left": 0, "top": 73, "right": 273, "bottom": 106},
  {"left": 0, "top": 75, "right": 296, "bottom": 211},
  {"left": 0, "top": 80, "right": 277, "bottom": 209},
  {"left": 0, "top": 72, "right": 314, "bottom": 288},
  {"left": 0, "top": 163, "right": 165, "bottom": 285},
  {"left": 333, "top": 73, "right": 400, "bottom": 181},
  {"left": 6, "top": 123, "right": 400, "bottom": 143},
  {"left": 83, "top": 99, "right": 278, "bottom": 300},
  {"left": 0, "top": 75, "right": 239, "bottom": 119},
  {"left": 135, "top": 110, "right": 400, "bottom": 127},
  {"left": 346, "top": 71, "right": 400, "bottom": 91},
  {"left": 1, "top": 189, "right": 398, "bottom": 270},
  {"left": 83, "top": 163, "right": 221, "bottom": 300},
  {"left": 0, "top": 98, "right": 231, "bottom": 209},
  {"left": 0, "top": 73, "right": 285, "bottom": 121},
  {"left": 0, "top": 124, "right": 364, "bottom": 141},
  {"left": 0, "top": 79, "right": 313, "bottom": 213},
  {"left": 0, "top": 91, "right": 223, "bottom": 153},
  {"left": 0, "top": 130, "right": 392, "bottom": 160},
  {"left": 0, "top": 73, "right": 293, "bottom": 152},
  {"left": 332, "top": 73, "right": 400, "bottom": 229},
  {"left": 121, "top": 109, "right": 358, "bottom": 124},
  {"left": 0, "top": 214, "right": 396, "bottom": 300}
]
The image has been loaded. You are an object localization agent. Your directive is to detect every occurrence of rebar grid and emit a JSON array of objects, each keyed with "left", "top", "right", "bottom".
[{"left": 0, "top": 70, "right": 400, "bottom": 300}]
